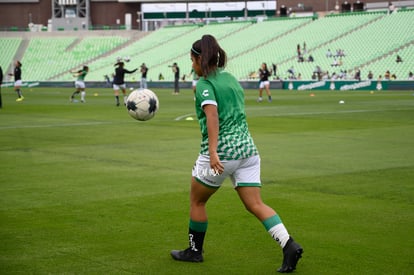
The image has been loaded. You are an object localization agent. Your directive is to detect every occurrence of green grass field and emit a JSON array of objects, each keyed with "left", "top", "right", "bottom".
[{"left": 1, "top": 86, "right": 413, "bottom": 274}]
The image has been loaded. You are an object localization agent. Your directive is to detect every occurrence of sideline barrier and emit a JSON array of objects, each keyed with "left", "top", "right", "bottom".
[
  {"left": 282, "top": 80, "right": 414, "bottom": 91},
  {"left": 1, "top": 81, "right": 412, "bottom": 90}
]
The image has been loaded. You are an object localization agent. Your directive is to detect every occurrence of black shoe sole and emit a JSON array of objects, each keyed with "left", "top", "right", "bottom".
[{"left": 170, "top": 250, "right": 203, "bottom": 263}]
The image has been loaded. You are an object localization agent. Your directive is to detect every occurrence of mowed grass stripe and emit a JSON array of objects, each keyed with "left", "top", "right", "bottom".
[{"left": 0, "top": 87, "right": 413, "bottom": 274}]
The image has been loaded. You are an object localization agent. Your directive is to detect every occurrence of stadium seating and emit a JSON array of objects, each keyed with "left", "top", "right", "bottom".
[
  {"left": 0, "top": 38, "right": 22, "bottom": 78},
  {"left": 20, "top": 36, "right": 127, "bottom": 81},
  {"left": 1, "top": 8, "right": 413, "bottom": 83}
]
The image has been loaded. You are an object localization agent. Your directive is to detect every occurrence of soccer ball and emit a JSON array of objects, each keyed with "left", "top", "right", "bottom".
[{"left": 126, "top": 89, "right": 159, "bottom": 121}]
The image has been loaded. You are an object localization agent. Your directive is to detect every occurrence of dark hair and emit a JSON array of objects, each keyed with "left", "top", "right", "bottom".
[{"left": 191, "top": 34, "right": 227, "bottom": 78}]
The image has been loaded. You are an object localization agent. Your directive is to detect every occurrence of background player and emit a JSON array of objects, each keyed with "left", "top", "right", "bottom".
[
  {"left": 8, "top": 61, "right": 24, "bottom": 102},
  {"left": 113, "top": 61, "right": 138, "bottom": 106},
  {"left": 257, "top": 62, "right": 272, "bottom": 102},
  {"left": 70, "top": 65, "right": 89, "bottom": 103}
]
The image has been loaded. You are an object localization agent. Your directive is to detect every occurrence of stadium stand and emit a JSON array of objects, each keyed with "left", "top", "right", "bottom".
[
  {"left": 1, "top": 9, "right": 413, "bottom": 83},
  {"left": 0, "top": 38, "right": 22, "bottom": 80}
]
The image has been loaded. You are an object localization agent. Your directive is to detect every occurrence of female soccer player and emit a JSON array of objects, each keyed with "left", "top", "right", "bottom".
[
  {"left": 8, "top": 61, "right": 24, "bottom": 102},
  {"left": 257, "top": 62, "right": 272, "bottom": 102},
  {"left": 70, "top": 65, "right": 89, "bottom": 103},
  {"left": 170, "top": 35, "right": 303, "bottom": 273},
  {"left": 113, "top": 61, "right": 138, "bottom": 106}
]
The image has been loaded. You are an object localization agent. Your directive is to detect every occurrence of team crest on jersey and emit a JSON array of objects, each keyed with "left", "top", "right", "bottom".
[{"left": 202, "top": 89, "right": 209, "bottom": 97}]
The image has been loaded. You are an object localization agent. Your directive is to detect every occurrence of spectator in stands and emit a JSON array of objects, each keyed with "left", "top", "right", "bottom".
[
  {"left": 408, "top": 72, "right": 414, "bottom": 80},
  {"left": 307, "top": 54, "right": 314, "bottom": 62},
  {"left": 170, "top": 62, "right": 180, "bottom": 94},
  {"left": 354, "top": 69, "right": 361, "bottom": 81},
  {"left": 112, "top": 62, "right": 138, "bottom": 106},
  {"left": 322, "top": 71, "right": 330, "bottom": 80},
  {"left": 331, "top": 58, "right": 339, "bottom": 67},
  {"left": 70, "top": 65, "right": 89, "bottom": 103},
  {"left": 287, "top": 66, "right": 295, "bottom": 78},
  {"left": 384, "top": 70, "right": 391, "bottom": 80},
  {"left": 314, "top": 66, "right": 322, "bottom": 80},
  {"left": 8, "top": 60, "right": 24, "bottom": 102},
  {"left": 257, "top": 62, "right": 272, "bottom": 103},
  {"left": 339, "top": 70, "right": 347, "bottom": 79},
  {"left": 388, "top": 2, "right": 395, "bottom": 14},
  {"left": 396, "top": 55, "right": 402, "bottom": 63},
  {"left": 326, "top": 49, "right": 332, "bottom": 58},
  {"left": 140, "top": 63, "right": 148, "bottom": 89},
  {"left": 336, "top": 49, "right": 345, "bottom": 57},
  {"left": 158, "top": 73, "right": 164, "bottom": 80},
  {"left": 367, "top": 71, "right": 373, "bottom": 80},
  {"left": 391, "top": 74, "right": 397, "bottom": 80}
]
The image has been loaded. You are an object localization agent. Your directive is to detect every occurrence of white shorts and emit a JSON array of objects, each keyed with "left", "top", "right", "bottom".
[
  {"left": 192, "top": 155, "right": 261, "bottom": 188},
  {"left": 113, "top": 84, "right": 126, "bottom": 90},
  {"left": 14, "top": 80, "right": 22, "bottom": 87},
  {"left": 259, "top": 81, "right": 270, "bottom": 89},
  {"left": 75, "top": 80, "right": 86, "bottom": 89}
]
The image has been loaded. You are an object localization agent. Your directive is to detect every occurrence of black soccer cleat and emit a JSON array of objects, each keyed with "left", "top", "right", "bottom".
[
  {"left": 277, "top": 237, "right": 303, "bottom": 273},
  {"left": 170, "top": 247, "right": 203, "bottom": 263}
]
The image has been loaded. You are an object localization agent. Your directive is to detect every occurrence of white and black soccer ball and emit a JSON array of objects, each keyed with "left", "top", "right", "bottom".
[
  {"left": 126, "top": 89, "right": 159, "bottom": 121},
  {"left": 124, "top": 56, "right": 131, "bottom": 62}
]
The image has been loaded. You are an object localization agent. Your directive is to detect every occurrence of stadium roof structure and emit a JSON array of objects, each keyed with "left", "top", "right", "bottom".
[{"left": 118, "top": 0, "right": 266, "bottom": 2}]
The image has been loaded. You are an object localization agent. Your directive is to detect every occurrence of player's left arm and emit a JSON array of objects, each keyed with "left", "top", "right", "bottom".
[{"left": 203, "top": 104, "right": 224, "bottom": 175}]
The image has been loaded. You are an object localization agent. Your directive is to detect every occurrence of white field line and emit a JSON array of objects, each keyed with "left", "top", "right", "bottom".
[{"left": 174, "top": 113, "right": 195, "bottom": 121}]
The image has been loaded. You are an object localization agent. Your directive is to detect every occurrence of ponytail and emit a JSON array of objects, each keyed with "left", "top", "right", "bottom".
[{"left": 191, "top": 34, "right": 227, "bottom": 78}]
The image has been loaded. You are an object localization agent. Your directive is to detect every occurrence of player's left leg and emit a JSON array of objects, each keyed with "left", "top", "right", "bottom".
[
  {"left": 121, "top": 87, "right": 127, "bottom": 105},
  {"left": 265, "top": 83, "right": 272, "bottom": 102},
  {"left": 234, "top": 156, "right": 302, "bottom": 273},
  {"left": 80, "top": 88, "right": 86, "bottom": 103},
  {"left": 237, "top": 186, "right": 303, "bottom": 273}
]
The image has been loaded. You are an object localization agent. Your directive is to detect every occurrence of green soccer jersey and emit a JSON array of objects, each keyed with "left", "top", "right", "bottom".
[
  {"left": 195, "top": 69, "right": 258, "bottom": 160},
  {"left": 77, "top": 70, "right": 88, "bottom": 81}
]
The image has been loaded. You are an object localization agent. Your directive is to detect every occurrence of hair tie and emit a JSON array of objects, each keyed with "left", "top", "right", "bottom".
[{"left": 191, "top": 47, "right": 201, "bottom": 55}]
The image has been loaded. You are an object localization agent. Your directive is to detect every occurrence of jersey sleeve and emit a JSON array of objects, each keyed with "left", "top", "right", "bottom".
[{"left": 196, "top": 79, "right": 217, "bottom": 108}]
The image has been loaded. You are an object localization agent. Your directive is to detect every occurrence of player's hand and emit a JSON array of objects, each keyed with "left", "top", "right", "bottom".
[{"left": 210, "top": 152, "right": 224, "bottom": 175}]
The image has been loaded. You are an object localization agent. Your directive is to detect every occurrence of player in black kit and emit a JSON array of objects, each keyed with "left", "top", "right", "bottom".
[{"left": 112, "top": 61, "right": 138, "bottom": 106}]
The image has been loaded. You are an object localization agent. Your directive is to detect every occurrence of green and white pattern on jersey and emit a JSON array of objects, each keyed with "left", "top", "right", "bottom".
[{"left": 195, "top": 69, "right": 258, "bottom": 161}]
